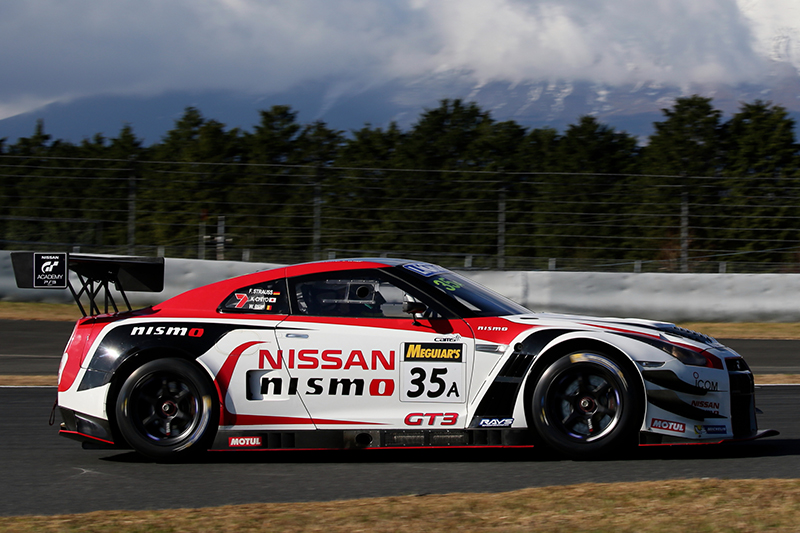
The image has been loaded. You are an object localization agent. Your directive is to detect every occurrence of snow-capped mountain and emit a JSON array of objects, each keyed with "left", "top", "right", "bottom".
[{"left": 3, "top": 0, "right": 800, "bottom": 144}]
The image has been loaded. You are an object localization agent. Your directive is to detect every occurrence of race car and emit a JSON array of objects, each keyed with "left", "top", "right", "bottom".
[{"left": 12, "top": 253, "right": 776, "bottom": 460}]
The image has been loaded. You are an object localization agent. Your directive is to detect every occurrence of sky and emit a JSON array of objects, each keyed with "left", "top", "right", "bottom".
[{"left": 2, "top": 0, "right": 800, "bottom": 136}]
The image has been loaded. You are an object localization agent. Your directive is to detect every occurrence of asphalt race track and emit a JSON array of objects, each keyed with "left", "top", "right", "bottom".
[
  {"left": 0, "top": 320, "right": 799, "bottom": 517},
  {"left": 0, "top": 385, "right": 797, "bottom": 516}
]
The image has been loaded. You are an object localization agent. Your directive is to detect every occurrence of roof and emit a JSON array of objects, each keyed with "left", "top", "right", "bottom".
[{"left": 155, "top": 257, "right": 422, "bottom": 313}]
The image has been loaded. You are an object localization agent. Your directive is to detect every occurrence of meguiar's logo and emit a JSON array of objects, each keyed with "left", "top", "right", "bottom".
[{"left": 404, "top": 343, "right": 463, "bottom": 362}]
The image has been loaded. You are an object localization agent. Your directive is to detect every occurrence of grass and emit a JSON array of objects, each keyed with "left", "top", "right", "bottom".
[
  {"left": 2, "top": 479, "right": 800, "bottom": 532},
  {"left": 0, "top": 301, "right": 82, "bottom": 321},
  {"left": 681, "top": 322, "right": 800, "bottom": 340}
]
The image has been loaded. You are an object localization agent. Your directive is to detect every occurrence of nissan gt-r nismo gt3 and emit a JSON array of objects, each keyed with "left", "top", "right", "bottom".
[{"left": 50, "top": 258, "right": 772, "bottom": 459}]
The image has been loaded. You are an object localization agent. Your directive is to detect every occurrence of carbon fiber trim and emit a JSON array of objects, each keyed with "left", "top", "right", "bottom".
[
  {"left": 212, "top": 429, "right": 534, "bottom": 450},
  {"left": 642, "top": 369, "right": 709, "bottom": 396},
  {"left": 470, "top": 329, "right": 572, "bottom": 422}
]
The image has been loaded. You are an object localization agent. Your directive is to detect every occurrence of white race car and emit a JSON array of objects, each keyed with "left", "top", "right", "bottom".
[{"left": 13, "top": 254, "right": 776, "bottom": 460}]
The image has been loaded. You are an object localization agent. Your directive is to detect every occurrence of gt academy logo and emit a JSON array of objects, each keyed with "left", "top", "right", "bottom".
[
  {"left": 33, "top": 252, "right": 67, "bottom": 288},
  {"left": 478, "top": 418, "right": 514, "bottom": 428},
  {"left": 404, "top": 343, "right": 463, "bottom": 362},
  {"left": 228, "top": 436, "right": 262, "bottom": 447},
  {"left": 651, "top": 418, "right": 685, "bottom": 433}
]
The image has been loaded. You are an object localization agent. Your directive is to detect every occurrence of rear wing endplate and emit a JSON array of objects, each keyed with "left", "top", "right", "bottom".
[{"left": 11, "top": 252, "right": 164, "bottom": 317}]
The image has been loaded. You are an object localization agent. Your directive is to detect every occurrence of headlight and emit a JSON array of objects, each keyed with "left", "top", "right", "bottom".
[{"left": 659, "top": 342, "right": 710, "bottom": 367}]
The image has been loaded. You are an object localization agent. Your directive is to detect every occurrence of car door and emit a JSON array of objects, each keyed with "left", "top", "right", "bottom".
[
  {"left": 274, "top": 269, "right": 475, "bottom": 429},
  {"left": 201, "top": 277, "right": 315, "bottom": 430}
]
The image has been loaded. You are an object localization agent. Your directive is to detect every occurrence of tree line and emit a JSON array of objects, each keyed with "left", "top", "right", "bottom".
[{"left": 0, "top": 96, "right": 798, "bottom": 271}]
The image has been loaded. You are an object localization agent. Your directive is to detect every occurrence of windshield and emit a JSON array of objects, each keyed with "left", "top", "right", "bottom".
[{"left": 400, "top": 262, "right": 530, "bottom": 317}]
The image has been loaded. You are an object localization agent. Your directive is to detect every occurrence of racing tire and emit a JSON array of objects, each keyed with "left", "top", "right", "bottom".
[
  {"left": 530, "top": 351, "right": 643, "bottom": 459},
  {"left": 115, "top": 358, "right": 218, "bottom": 461}
]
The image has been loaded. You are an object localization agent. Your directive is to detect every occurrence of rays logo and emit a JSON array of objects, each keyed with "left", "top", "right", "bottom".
[{"left": 478, "top": 418, "right": 514, "bottom": 428}]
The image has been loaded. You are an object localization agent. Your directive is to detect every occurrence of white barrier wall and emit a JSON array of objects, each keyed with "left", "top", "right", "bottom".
[
  {"left": 465, "top": 271, "right": 800, "bottom": 323},
  {"left": 1, "top": 251, "right": 799, "bottom": 322}
]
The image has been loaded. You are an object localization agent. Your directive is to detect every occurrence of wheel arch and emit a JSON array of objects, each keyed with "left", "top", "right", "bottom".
[
  {"left": 105, "top": 347, "right": 218, "bottom": 446},
  {"left": 521, "top": 335, "right": 647, "bottom": 436}
]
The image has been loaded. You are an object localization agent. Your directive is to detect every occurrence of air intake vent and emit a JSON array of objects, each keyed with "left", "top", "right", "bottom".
[
  {"left": 384, "top": 432, "right": 425, "bottom": 447},
  {"left": 656, "top": 324, "right": 718, "bottom": 346}
]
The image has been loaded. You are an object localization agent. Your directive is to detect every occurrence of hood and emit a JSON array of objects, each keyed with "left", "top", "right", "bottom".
[{"left": 510, "top": 312, "right": 722, "bottom": 349}]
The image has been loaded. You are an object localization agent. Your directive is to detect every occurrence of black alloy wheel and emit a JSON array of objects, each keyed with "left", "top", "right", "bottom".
[
  {"left": 115, "top": 358, "right": 218, "bottom": 461},
  {"left": 531, "top": 351, "right": 643, "bottom": 458}
]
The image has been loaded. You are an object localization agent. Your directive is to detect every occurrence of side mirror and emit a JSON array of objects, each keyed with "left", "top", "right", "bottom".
[{"left": 402, "top": 301, "right": 427, "bottom": 315}]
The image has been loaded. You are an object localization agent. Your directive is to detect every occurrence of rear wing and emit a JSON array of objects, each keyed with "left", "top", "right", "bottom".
[{"left": 11, "top": 252, "right": 164, "bottom": 317}]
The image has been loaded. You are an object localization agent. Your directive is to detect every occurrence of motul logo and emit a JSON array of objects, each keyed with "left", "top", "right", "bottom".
[
  {"left": 651, "top": 418, "right": 685, "bottom": 433},
  {"left": 228, "top": 436, "right": 262, "bottom": 447}
]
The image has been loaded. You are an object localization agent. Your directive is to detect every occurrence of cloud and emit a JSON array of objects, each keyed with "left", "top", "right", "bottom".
[
  {"left": 0, "top": 0, "right": 413, "bottom": 117},
  {"left": 0, "top": 0, "right": 794, "bottom": 120},
  {"left": 400, "top": 0, "right": 769, "bottom": 87}
]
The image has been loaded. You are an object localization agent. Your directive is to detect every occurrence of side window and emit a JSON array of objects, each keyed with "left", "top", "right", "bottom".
[
  {"left": 292, "top": 272, "right": 413, "bottom": 318},
  {"left": 219, "top": 279, "right": 289, "bottom": 314}
]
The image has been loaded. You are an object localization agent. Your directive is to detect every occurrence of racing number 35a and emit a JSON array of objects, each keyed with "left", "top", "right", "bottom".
[
  {"left": 406, "top": 367, "right": 458, "bottom": 399},
  {"left": 401, "top": 342, "right": 465, "bottom": 403}
]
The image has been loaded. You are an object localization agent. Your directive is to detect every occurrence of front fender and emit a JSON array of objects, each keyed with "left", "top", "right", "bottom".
[{"left": 514, "top": 331, "right": 650, "bottom": 429}]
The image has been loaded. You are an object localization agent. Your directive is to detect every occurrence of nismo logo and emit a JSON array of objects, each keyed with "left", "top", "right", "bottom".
[
  {"left": 404, "top": 343, "right": 463, "bottom": 362},
  {"left": 130, "top": 325, "right": 204, "bottom": 337}
]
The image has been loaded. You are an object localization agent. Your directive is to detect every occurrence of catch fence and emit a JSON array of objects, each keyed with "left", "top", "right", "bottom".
[{"left": 1, "top": 154, "right": 798, "bottom": 273}]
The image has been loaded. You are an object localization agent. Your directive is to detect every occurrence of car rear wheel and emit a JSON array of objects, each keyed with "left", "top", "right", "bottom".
[
  {"left": 531, "top": 351, "right": 643, "bottom": 458},
  {"left": 115, "top": 358, "right": 218, "bottom": 461}
]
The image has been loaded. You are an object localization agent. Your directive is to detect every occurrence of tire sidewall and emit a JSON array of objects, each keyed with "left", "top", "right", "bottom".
[{"left": 115, "top": 358, "right": 218, "bottom": 461}]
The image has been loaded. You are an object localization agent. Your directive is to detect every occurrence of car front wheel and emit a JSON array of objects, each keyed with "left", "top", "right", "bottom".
[
  {"left": 531, "top": 351, "right": 643, "bottom": 458},
  {"left": 115, "top": 358, "right": 218, "bottom": 461}
]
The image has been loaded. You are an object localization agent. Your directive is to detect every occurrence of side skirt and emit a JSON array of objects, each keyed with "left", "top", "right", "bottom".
[
  {"left": 212, "top": 429, "right": 535, "bottom": 451},
  {"left": 639, "top": 428, "right": 779, "bottom": 446}
]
